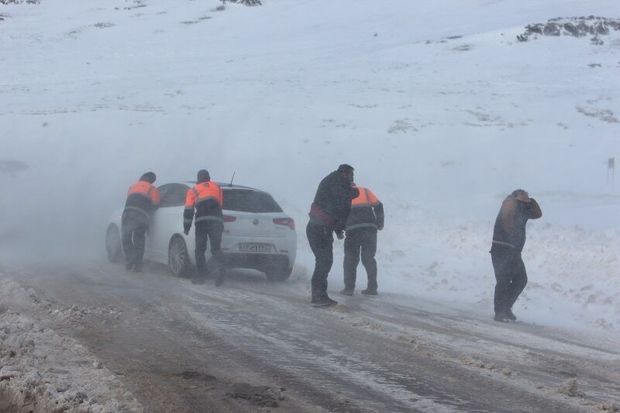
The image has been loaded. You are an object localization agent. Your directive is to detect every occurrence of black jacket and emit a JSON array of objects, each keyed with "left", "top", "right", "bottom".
[
  {"left": 345, "top": 187, "right": 384, "bottom": 231},
  {"left": 309, "top": 171, "right": 359, "bottom": 231},
  {"left": 492, "top": 196, "right": 542, "bottom": 252}
]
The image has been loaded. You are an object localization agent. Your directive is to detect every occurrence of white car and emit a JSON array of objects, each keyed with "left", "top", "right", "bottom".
[{"left": 105, "top": 182, "right": 297, "bottom": 281}]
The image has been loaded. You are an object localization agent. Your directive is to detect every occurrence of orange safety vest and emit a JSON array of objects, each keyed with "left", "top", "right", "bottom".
[
  {"left": 351, "top": 186, "right": 380, "bottom": 208},
  {"left": 127, "top": 181, "right": 160, "bottom": 204},
  {"left": 346, "top": 186, "right": 382, "bottom": 231},
  {"left": 124, "top": 181, "right": 160, "bottom": 216},
  {"left": 184, "top": 181, "right": 224, "bottom": 224},
  {"left": 185, "top": 182, "right": 223, "bottom": 208}
]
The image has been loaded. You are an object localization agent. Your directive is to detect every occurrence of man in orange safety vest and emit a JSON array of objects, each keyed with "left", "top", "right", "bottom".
[{"left": 184, "top": 169, "right": 225, "bottom": 285}]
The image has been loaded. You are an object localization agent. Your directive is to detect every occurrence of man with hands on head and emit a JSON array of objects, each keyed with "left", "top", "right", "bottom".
[{"left": 490, "top": 189, "right": 542, "bottom": 322}]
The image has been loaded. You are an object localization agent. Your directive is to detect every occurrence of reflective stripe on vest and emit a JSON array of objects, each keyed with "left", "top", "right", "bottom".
[
  {"left": 195, "top": 216, "right": 224, "bottom": 223},
  {"left": 123, "top": 206, "right": 150, "bottom": 218},
  {"left": 346, "top": 222, "right": 378, "bottom": 231}
]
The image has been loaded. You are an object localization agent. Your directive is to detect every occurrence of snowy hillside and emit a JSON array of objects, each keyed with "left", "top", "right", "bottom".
[{"left": 1, "top": 0, "right": 619, "bottom": 332}]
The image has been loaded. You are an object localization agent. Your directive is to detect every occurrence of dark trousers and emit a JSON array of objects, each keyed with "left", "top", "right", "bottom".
[
  {"left": 195, "top": 220, "right": 224, "bottom": 278},
  {"left": 344, "top": 227, "right": 378, "bottom": 291},
  {"left": 491, "top": 247, "right": 527, "bottom": 315},
  {"left": 306, "top": 222, "right": 334, "bottom": 299},
  {"left": 122, "top": 210, "right": 149, "bottom": 270}
]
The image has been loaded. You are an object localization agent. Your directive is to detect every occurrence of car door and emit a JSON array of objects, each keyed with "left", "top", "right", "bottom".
[{"left": 149, "top": 183, "right": 190, "bottom": 263}]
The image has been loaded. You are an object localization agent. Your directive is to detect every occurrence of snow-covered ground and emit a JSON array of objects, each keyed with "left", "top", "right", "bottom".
[
  {"left": 1, "top": 0, "right": 619, "bottom": 328},
  {"left": 1, "top": 0, "right": 620, "bottom": 408},
  {"left": 0, "top": 278, "right": 143, "bottom": 412}
]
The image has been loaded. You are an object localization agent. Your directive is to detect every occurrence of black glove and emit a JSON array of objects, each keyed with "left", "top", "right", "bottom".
[
  {"left": 335, "top": 230, "right": 344, "bottom": 240},
  {"left": 184, "top": 226, "right": 190, "bottom": 235},
  {"left": 377, "top": 218, "right": 384, "bottom": 231}
]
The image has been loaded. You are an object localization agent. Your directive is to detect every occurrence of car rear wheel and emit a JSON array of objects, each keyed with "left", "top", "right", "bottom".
[
  {"left": 168, "top": 235, "right": 191, "bottom": 277},
  {"left": 105, "top": 225, "right": 122, "bottom": 263},
  {"left": 265, "top": 261, "right": 292, "bottom": 282}
]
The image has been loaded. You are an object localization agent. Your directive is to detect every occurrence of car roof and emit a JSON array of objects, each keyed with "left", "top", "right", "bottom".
[{"left": 171, "top": 181, "right": 264, "bottom": 192}]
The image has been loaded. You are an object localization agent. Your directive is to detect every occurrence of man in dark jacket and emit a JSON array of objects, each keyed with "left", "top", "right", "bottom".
[
  {"left": 307, "top": 164, "right": 359, "bottom": 306},
  {"left": 184, "top": 169, "right": 225, "bottom": 285},
  {"left": 491, "top": 189, "right": 542, "bottom": 322},
  {"left": 122, "top": 172, "right": 160, "bottom": 272},
  {"left": 341, "top": 185, "right": 384, "bottom": 296}
]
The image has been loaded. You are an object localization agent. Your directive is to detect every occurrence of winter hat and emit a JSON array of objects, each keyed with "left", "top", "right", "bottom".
[
  {"left": 512, "top": 189, "right": 531, "bottom": 203},
  {"left": 337, "top": 164, "right": 354, "bottom": 173},
  {"left": 140, "top": 171, "right": 156, "bottom": 183},
  {"left": 197, "top": 169, "right": 210, "bottom": 183}
]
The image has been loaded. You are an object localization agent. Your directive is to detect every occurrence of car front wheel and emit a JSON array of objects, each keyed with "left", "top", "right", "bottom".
[{"left": 168, "top": 235, "right": 191, "bottom": 277}]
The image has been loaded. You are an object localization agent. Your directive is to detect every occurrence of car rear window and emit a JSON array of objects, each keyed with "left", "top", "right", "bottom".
[
  {"left": 158, "top": 183, "right": 189, "bottom": 207},
  {"left": 223, "top": 189, "right": 283, "bottom": 213}
]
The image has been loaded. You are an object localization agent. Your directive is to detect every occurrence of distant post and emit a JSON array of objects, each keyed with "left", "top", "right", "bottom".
[{"left": 607, "top": 157, "right": 615, "bottom": 191}]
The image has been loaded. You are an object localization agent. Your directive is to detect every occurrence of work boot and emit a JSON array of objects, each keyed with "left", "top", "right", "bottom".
[
  {"left": 125, "top": 261, "right": 134, "bottom": 271},
  {"left": 311, "top": 295, "right": 338, "bottom": 307},
  {"left": 310, "top": 296, "right": 323, "bottom": 305},
  {"left": 340, "top": 288, "right": 354, "bottom": 296},
  {"left": 311, "top": 297, "right": 330, "bottom": 307},
  {"left": 494, "top": 312, "right": 510, "bottom": 323},
  {"left": 506, "top": 309, "right": 517, "bottom": 321},
  {"left": 324, "top": 295, "right": 338, "bottom": 306},
  {"left": 192, "top": 276, "right": 205, "bottom": 285},
  {"left": 361, "top": 289, "right": 378, "bottom": 296}
]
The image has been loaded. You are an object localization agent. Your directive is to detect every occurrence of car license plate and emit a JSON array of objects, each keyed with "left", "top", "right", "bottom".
[{"left": 239, "top": 243, "right": 273, "bottom": 253}]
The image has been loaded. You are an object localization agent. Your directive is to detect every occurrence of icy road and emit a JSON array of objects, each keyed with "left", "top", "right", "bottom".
[{"left": 2, "top": 263, "right": 619, "bottom": 413}]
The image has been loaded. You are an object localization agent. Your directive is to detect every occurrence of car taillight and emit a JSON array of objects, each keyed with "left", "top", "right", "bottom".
[
  {"left": 273, "top": 217, "right": 295, "bottom": 230},
  {"left": 223, "top": 215, "right": 236, "bottom": 222}
]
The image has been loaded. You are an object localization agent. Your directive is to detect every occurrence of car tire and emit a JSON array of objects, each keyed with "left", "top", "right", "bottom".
[
  {"left": 105, "top": 224, "right": 122, "bottom": 263},
  {"left": 168, "top": 235, "right": 191, "bottom": 278},
  {"left": 265, "top": 262, "right": 292, "bottom": 282}
]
